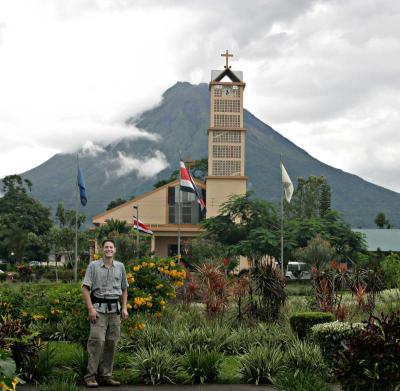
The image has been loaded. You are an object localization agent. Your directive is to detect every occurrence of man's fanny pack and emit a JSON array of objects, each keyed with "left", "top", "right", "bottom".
[{"left": 91, "top": 293, "right": 120, "bottom": 313}]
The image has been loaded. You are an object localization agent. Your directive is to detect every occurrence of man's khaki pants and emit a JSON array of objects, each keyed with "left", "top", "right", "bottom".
[{"left": 85, "top": 312, "right": 121, "bottom": 380}]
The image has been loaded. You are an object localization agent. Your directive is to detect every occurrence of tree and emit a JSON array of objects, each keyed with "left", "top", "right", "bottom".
[
  {"left": 106, "top": 198, "right": 127, "bottom": 210},
  {"left": 374, "top": 212, "right": 390, "bottom": 229},
  {"left": 381, "top": 253, "right": 400, "bottom": 288},
  {"left": 96, "top": 219, "right": 131, "bottom": 239},
  {"left": 46, "top": 226, "right": 90, "bottom": 267},
  {"left": 202, "top": 192, "right": 280, "bottom": 264},
  {"left": 294, "top": 235, "right": 336, "bottom": 270},
  {"left": 319, "top": 182, "right": 331, "bottom": 217},
  {"left": 55, "top": 203, "right": 85, "bottom": 228},
  {"left": 286, "top": 176, "right": 331, "bottom": 219},
  {"left": 285, "top": 211, "right": 366, "bottom": 263},
  {"left": 0, "top": 175, "right": 52, "bottom": 262},
  {"left": 188, "top": 236, "right": 233, "bottom": 266}
]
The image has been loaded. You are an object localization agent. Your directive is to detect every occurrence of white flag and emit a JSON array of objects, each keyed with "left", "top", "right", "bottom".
[{"left": 281, "top": 162, "right": 294, "bottom": 203}]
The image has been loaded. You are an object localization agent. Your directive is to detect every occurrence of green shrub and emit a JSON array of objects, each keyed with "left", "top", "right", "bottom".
[
  {"left": 181, "top": 348, "right": 223, "bottom": 384},
  {"left": 382, "top": 254, "right": 400, "bottom": 288},
  {"left": 24, "top": 343, "right": 57, "bottom": 384},
  {"left": 0, "top": 349, "right": 18, "bottom": 390},
  {"left": 284, "top": 338, "right": 326, "bottom": 375},
  {"left": 120, "top": 322, "right": 170, "bottom": 352},
  {"left": 311, "top": 321, "right": 364, "bottom": 363},
  {"left": 226, "top": 323, "right": 293, "bottom": 355},
  {"left": 130, "top": 347, "right": 180, "bottom": 385},
  {"left": 69, "top": 348, "right": 88, "bottom": 381},
  {"left": 225, "top": 326, "right": 260, "bottom": 355},
  {"left": 249, "top": 263, "right": 287, "bottom": 322},
  {"left": 290, "top": 312, "right": 335, "bottom": 339},
  {"left": 272, "top": 370, "right": 333, "bottom": 391},
  {"left": 332, "top": 312, "right": 400, "bottom": 391},
  {"left": 239, "top": 345, "right": 285, "bottom": 385},
  {"left": 0, "top": 283, "right": 88, "bottom": 344},
  {"left": 173, "top": 325, "right": 230, "bottom": 354},
  {"left": 126, "top": 256, "right": 186, "bottom": 316},
  {"left": 0, "top": 316, "right": 41, "bottom": 375}
]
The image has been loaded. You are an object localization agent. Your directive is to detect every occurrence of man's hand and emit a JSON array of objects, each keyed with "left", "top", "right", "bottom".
[
  {"left": 88, "top": 307, "right": 98, "bottom": 323},
  {"left": 121, "top": 308, "right": 129, "bottom": 320}
]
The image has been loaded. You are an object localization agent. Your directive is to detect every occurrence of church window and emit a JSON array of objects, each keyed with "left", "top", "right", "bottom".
[
  {"left": 167, "top": 186, "right": 204, "bottom": 224},
  {"left": 212, "top": 145, "right": 241, "bottom": 158},
  {"left": 214, "top": 88, "right": 222, "bottom": 97},
  {"left": 212, "top": 160, "right": 241, "bottom": 176},
  {"left": 214, "top": 114, "right": 240, "bottom": 128},
  {"left": 212, "top": 130, "right": 241, "bottom": 143},
  {"left": 214, "top": 99, "right": 240, "bottom": 113}
]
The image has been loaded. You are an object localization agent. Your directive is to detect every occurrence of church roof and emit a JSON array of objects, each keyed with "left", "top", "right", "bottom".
[
  {"left": 353, "top": 229, "right": 400, "bottom": 251},
  {"left": 211, "top": 68, "right": 243, "bottom": 83}
]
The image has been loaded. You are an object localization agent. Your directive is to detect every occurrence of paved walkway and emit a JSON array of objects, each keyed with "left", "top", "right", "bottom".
[
  {"left": 20, "top": 384, "right": 341, "bottom": 390},
  {"left": 20, "top": 384, "right": 273, "bottom": 390}
]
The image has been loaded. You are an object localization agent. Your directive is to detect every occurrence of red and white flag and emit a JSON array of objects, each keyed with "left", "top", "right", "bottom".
[
  {"left": 179, "top": 160, "right": 206, "bottom": 212},
  {"left": 132, "top": 218, "right": 153, "bottom": 235}
]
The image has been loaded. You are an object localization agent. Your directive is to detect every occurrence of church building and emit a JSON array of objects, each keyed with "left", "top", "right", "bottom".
[{"left": 92, "top": 51, "right": 248, "bottom": 261}]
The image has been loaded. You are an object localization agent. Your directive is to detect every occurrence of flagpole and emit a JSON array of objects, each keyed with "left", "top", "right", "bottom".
[
  {"left": 280, "top": 155, "right": 284, "bottom": 271},
  {"left": 74, "top": 153, "right": 79, "bottom": 283},
  {"left": 134, "top": 205, "right": 140, "bottom": 259},
  {"left": 177, "top": 155, "right": 182, "bottom": 261}
]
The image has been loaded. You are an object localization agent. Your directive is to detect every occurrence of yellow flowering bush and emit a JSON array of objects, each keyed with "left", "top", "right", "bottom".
[{"left": 126, "top": 256, "right": 186, "bottom": 315}]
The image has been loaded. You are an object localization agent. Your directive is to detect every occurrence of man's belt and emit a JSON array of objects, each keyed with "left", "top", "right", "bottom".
[{"left": 91, "top": 293, "right": 120, "bottom": 312}]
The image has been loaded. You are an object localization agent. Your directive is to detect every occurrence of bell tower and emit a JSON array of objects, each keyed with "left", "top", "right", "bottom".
[{"left": 206, "top": 50, "right": 248, "bottom": 217}]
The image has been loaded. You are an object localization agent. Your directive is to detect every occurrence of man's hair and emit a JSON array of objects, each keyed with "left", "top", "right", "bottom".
[{"left": 102, "top": 239, "right": 116, "bottom": 247}]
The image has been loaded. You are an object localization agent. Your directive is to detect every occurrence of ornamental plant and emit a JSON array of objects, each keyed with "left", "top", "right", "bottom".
[
  {"left": 126, "top": 256, "right": 186, "bottom": 316},
  {"left": 332, "top": 312, "right": 400, "bottom": 391},
  {"left": 290, "top": 312, "right": 335, "bottom": 340},
  {"left": 311, "top": 321, "right": 364, "bottom": 363},
  {"left": 0, "top": 349, "right": 19, "bottom": 391}
]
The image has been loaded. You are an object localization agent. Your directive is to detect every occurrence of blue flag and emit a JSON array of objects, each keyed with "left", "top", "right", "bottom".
[{"left": 77, "top": 166, "right": 87, "bottom": 206}]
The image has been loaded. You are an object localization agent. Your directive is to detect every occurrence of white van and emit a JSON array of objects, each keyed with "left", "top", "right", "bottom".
[{"left": 285, "top": 262, "right": 311, "bottom": 280}]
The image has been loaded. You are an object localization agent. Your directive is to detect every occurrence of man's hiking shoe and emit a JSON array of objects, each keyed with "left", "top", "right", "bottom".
[
  {"left": 84, "top": 377, "right": 98, "bottom": 388},
  {"left": 99, "top": 377, "right": 121, "bottom": 386}
]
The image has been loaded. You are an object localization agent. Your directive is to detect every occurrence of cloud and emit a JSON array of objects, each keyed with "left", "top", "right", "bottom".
[
  {"left": 80, "top": 141, "right": 106, "bottom": 158},
  {"left": 0, "top": 0, "right": 399, "bottom": 194},
  {"left": 106, "top": 150, "right": 169, "bottom": 179}
]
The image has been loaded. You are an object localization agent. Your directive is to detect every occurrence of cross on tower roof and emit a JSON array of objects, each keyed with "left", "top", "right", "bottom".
[{"left": 221, "top": 49, "right": 233, "bottom": 69}]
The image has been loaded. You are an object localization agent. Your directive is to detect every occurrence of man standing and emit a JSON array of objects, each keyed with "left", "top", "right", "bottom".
[{"left": 82, "top": 239, "right": 129, "bottom": 388}]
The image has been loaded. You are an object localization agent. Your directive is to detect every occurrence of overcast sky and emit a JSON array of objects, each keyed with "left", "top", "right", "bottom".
[{"left": 1, "top": 0, "right": 399, "bottom": 192}]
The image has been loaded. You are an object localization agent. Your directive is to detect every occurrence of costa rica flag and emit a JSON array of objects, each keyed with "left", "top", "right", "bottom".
[
  {"left": 179, "top": 160, "right": 206, "bottom": 213},
  {"left": 132, "top": 218, "right": 153, "bottom": 235}
]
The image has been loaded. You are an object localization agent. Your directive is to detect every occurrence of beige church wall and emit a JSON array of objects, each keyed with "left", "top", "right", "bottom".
[
  {"left": 93, "top": 187, "right": 168, "bottom": 226},
  {"left": 155, "top": 236, "right": 177, "bottom": 258},
  {"left": 206, "top": 178, "right": 247, "bottom": 217},
  {"left": 134, "top": 187, "right": 168, "bottom": 225}
]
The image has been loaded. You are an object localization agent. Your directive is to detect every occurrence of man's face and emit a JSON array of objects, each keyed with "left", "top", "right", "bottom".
[{"left": 103, "top": 241, "right": 116, "bottom": 258}]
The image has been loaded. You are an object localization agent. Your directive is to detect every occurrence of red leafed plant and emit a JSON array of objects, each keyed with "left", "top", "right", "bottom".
[
  {"left": 196, "top": 263, "right": 230, "bottom": 319},
  {"left": 333, "top": 305, "right": 350, "bottom": 321},
  {"left": 354, "top": 283, "right": 368, "bottom": 311},
  {"left": 181, "top": 268, "right": 200, "bottom": 308}
]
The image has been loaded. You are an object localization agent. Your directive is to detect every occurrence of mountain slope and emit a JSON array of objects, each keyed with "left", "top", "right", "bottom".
[{"left": 22, "top": 82, "right": 400, "bottom": 228}]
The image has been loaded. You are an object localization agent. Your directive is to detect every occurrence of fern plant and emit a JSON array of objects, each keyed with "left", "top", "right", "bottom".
[
  {"left": 130, "top": 347, "right": 180, "bottom": 385},
  {"left": 181, "top": 348, "right": 223, "bottom": 384},
  {"left": 239, "top": 345, "right": 285, "bottom": 385}
]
